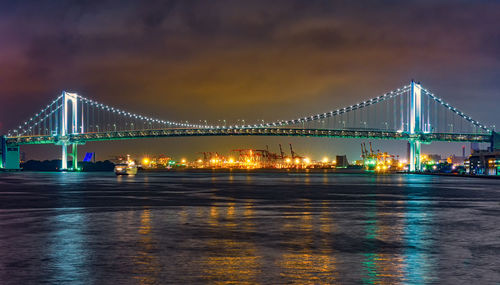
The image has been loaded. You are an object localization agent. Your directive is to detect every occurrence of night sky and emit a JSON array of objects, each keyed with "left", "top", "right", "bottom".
[{"left": 1, "top": 0, "right": 499, "bottom": 161}]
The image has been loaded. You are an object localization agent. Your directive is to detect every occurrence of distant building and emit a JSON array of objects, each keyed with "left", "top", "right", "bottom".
[
  {"left": 466, "top": 150, "right": 500, "bottom": 175},
  {"left": 336, "top": 155, "right": 348, "bottom": 168}
]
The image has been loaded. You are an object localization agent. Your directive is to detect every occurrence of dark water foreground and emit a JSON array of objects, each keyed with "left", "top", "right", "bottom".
[{"left": 0, "top": 172, "right": 499, "bottom": 284}]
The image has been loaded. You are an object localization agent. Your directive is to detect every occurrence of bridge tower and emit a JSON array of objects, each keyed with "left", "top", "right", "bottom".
[
  {"left": 409, "top": 80, "right": 422, "bottom": 172},
  {"left": 60, "top": 91, "right": 79, "bottom": 170}
]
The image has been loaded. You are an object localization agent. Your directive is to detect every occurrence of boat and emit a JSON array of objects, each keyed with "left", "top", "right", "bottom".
[{"left": 114, "top": 156, "right": 138, "bottom": 175}]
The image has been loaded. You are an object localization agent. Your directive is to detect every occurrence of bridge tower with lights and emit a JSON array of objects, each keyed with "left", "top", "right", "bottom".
[
  {"left": 60, "top": 91, "right": 81, "bottom": 171},
  {"left": 409, "top": 80, "right": 422, "bottom": 172}
]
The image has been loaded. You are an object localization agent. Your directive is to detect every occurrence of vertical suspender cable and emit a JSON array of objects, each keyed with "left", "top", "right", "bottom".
[
  {"left": 400, "top": 92, "right": 404, "bottom": 131},
  {"left": 426, "top": 95, "right": 430, "bottom": 132},
  {"left": 434, "top": 99, "right": 437, "bottom": 132},
  {"left": 86, "top": 101, "right": 89, "bottom": 133},
  {"left": 393, "top": 95, "right": 396, "bottom": 131},
  {"left": 406, "top": 91, "right": 410, "bottom": 132},
  {"left": 49, "top": 104, "right": 52, "bottom": 135},
  {"left": 444, "top": 107, "right": 448, "bottom": 133},
  {"left": 353, "top": 108, "right": 356, "bottom": 129}
]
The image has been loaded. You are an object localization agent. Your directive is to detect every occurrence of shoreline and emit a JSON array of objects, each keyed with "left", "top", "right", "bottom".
[
  {"left": 4, "top": 167, "right": 499, "bottom": 178},
  {"left": 415, "top": 172, "right": 500, "bottom": 179}
]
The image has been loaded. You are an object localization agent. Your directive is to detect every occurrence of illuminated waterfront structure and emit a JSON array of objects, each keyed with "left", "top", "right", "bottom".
[{"left": 1, "top": 81, "right": 497, "bottom": 172}]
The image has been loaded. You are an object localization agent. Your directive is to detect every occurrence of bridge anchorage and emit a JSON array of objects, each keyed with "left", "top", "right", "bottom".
[{"left": 1, "top": 80, "right": 497, "bottom": 171}]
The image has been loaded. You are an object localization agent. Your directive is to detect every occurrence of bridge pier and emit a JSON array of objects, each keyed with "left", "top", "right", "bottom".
[
  {"left": 409, "top": 139, "right": 421, "bottom": 172},
  {"left": 72, "top": 143, "right": 78, "bottom": 170},
  {"left": 1, "top": 136, "right": 20, "bottom": 170},
  {"left": 61, "top": 143, "right": 79, "bottom": 171},
  {"left": 61, "top": 143, "right": 68, "bottom": 170},
  {"left": 0, "top": 136, "right": 3, "bottom": 169},
  {"left": 492, "top": 131, "right": 500, "bottom": 151}
]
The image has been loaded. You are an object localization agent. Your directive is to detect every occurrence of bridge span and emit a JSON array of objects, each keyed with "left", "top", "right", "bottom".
[
  {"left": 5, "top": 128, "right": 492, "bottom": 145},
  {"left": 2, "top": 81, "right": 498, "bottom": 171}
]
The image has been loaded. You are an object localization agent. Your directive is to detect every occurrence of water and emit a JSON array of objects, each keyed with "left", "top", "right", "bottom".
[{"left": 0, "top": 171, "right": 499, "bottom": 284}]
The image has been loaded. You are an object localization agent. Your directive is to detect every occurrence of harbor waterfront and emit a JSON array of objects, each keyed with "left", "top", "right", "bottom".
[{"left": 0, "top": 171, "right": 499, "bottom": 284}]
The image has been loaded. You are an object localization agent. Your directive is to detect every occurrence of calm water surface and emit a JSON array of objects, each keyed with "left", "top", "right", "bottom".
[{"left": 0, "top": 171, "right": 499, "bottom": 284}]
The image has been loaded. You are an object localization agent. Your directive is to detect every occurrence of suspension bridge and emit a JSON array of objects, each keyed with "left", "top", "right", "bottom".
[{"left": 1, "top": 81, "right": 497, "bottom": 172}]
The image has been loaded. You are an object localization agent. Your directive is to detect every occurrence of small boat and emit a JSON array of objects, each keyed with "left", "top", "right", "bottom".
[{"left": 114, "top": 156, "right": 138, "bottom": 175}]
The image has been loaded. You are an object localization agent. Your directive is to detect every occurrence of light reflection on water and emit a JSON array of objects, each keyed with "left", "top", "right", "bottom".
[
  {"left": 201, "top": 201, "right": 261, "bottom": 284},
  {"left": 46, "top": 171, "right": 91, "bottom": 284},
  {"left": 0, "top": 172, "right": 499, "bottom": 284},
  {"left": 47, "top": 209, "right": 91, "bottom": 285},
  {"left": 362, "top": 198, "right": 406, "bottom": 285},
  {"left": 279, "top": 200, "right": 338, "bottom": 284},
  {"left": 133, "top": 208, "right": 160, "bottom": 285},
  {"left": 403, "top": 195, "right": 436, "bottom": 284}
]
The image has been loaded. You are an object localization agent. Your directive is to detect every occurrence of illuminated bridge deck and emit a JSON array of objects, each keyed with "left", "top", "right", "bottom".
[{"left": 6, "top": 128, "right": 492, "bottom": 145}]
